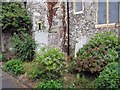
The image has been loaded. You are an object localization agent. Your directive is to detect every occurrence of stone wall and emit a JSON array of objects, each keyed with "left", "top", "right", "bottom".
[
  {"left": 2, "top": 1, "right": 119, "bottom": 56},
  {"left": 27, "top": 1, "right": 68, "bottom": 53},
  {"left": 47, "top": 2, "right": 68, "bottom": 53},
  {"left": 69, "top": 1, "right": 119, "bottom": 56},
  {"left": 26, "top": 0, "right": 48, "bottom": 32}
]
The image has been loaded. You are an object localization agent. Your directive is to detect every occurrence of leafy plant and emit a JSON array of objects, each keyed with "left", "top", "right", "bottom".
[
  {"left": 105, "top": 48, "right": 118, "bottom": 63},
  {"left": 35, "top": 47, "right": 66, "bottom": 80},
  {"left": 1, "top": 2, "right": 32, "bottom": 33},
  {"left": 74, "top": 75, "right": 94, "bottom": 88},
  {"left": 3, "top": 59, "right": 24, "bottom": 75},
  {"left": 36, "top": 80, "right": 63, "bottom": 90},
  {"left": 11, "top": 32, "right": 36, "bottom": 61},
  {"left": 0, "top": 54, "right": 2, "bottom": 62},
  {"left": 94, "top": 62, "right": 119, "bottom": 88},
  {"left": 24, "top": 62, "right": 44, "bottom": 80},
  {"left": 75, "top": 31, "right": 119, "bottom": 74}
]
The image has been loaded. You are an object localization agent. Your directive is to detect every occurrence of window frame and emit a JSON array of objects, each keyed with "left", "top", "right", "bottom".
[
  {"left": 95, "top": 0, "right": 120, "bottom": 28},
  {"left": 73, "top": 0, "right": 84, "bottom": 15}
]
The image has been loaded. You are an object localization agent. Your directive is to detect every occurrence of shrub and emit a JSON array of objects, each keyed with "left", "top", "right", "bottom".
[
  {"left": 36, "top": 80, "right": 63, "bottom": 90},
  {"left": 105, "top": 48, "right": 118, "bottom": 63},
  {"left": 1, "top": 2, "right": 32, "bottom": 33},
  {"left": 24, "top": 62, "right": 44, "bottom": 80},
  {"left": 75, "top": 31, "right": 119, "bottom": 74},
  {"left": 11, "top": 32, "right": 36, "bottom": 61},
  {"left": 36, "top": 47, "right": 66, "bottom": 80},
  {"left": 3, "top": 59, "right": 24, "bottom": 75},
  {"left": 94, "top": 62, "right": 119, "bottom": 88}
]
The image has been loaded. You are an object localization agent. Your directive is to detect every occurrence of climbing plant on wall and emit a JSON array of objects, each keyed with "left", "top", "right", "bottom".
[
  {"left": 47, "top": 0, "right": 58, "bottom": 32},
  {"left": 61, "top": 2, "right": 67, "bottom": 53},
  {"left": 47, "top": 1, "right": 68, "bottom": 53},
  {"left": 1, "top": 2, "right": 32, "bottom": 33}
]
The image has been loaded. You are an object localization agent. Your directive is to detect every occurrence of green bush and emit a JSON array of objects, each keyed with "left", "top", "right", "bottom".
[
  {"left": 35, "top": 47, "right": 66, "bottom": 80},
  {"left": 94, "top": 62, "right": 119, "bottom": 88},
  {"left": 1, "top": 2, "right": 32, "bottom": 33},
  {"left": 36, "top": 80, "right": 63, "bottom": 90},
  {"left": 11, "top": 32, "right": 36, "bottom": 61},
  {"left": 89, "top": 32, "right": 118, "bottom": 49},
  {"left": 75, "top": 31, "right": 119, "bottom": 74},
  {"left": 3, "top": 59, "right": 24, "bottom": 75},
  {"left": 105, "top": 48, "right": 118, "bottom": 63}
]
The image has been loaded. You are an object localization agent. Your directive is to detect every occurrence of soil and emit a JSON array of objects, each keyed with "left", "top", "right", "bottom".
[{"left": 18, "top": 73, "right": 40, "bottom": 88}]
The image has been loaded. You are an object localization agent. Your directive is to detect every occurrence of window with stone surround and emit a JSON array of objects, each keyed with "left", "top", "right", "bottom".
[
  {"left": 37, "top": 22, "right": 42, "bottom": 31},
  {"left": 96, "top": 0, "right": 119, "bottom": 28},
  {"left": 74, "top": 0, "right": 84, "bottom": 14}
]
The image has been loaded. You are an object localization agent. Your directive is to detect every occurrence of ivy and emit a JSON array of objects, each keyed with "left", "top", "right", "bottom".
[{"left": 47, "top": 0, "right": 58, "bottom": 32}]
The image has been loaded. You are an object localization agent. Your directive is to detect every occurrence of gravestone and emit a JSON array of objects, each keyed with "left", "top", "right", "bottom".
[
  {"left": 75, "top": 35, "right": 89, "bottom": 57},
  {"left": 34, "top": 31, "right": 48, "bottom": 53}
]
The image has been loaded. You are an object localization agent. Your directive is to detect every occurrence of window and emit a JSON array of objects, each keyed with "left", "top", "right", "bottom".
[
  {"left": 97, "top": 0, "right": 119, "bottom": 25},
  {"left": 109, "top": 0, "right": 119, "bottom": 23},
  {"left": 74, "top": 0, "right": 83, "bottom": 14},
  {"left": 39, "top": 23, "right": 42, "bottom": 30},
  {"left": 98, "top": 1, "right": 107, "bottom": 24},
  {"left": 37, "top": 22, "right": 42, "bottom": 31}
]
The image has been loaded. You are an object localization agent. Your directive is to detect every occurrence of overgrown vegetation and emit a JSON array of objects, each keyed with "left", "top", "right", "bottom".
[
  {"left": 2, "top": 14, "right": 119, "bottom": 89},
  {"left": 3, "top": 59, "right": 24, "bottom": 75},
  {"left": 11, "top": 32, "right": 36, "bottom": 61}
]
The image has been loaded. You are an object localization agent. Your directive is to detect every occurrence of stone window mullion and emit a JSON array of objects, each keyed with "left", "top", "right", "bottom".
[
  {"left": 118, "top": 0, "right": 119, "bottom": 23},
  {"left": 107, "top": 0, "right": 109, "bottom": 25}
]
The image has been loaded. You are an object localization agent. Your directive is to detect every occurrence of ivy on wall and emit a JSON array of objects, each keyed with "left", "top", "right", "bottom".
[
  {"left": 61, "top": 2, "right": 67, "bottom": 53},
  {"left": 47, "top": 0, "right": 58, "bottom": 32},
  {"left": 47, "top": 1, "right": 68, "bottom": 53}
]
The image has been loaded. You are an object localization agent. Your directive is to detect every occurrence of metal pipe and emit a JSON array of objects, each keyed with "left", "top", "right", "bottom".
[{"left": 67, "top": 0, "right": 70, "bottom": 56}]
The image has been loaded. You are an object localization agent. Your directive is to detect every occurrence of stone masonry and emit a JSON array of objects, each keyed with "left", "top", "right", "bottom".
[
  {"left": 1, "top": 0, "right": 119, "bottom": 56},
  {"left": 69, "top": 1, "right": 119, "bottom": 56}
]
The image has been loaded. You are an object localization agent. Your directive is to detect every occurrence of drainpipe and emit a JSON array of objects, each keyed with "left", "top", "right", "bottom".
[
  {"left": 0, "top": 2, "right": 3, "bottom": 52},
  {"left": 67, "top": 0, "right": 70, "bottom": 56},
  {"left": 115, "top": 1, "right": 120, "bottom": 28},
  {"left": 116, "top": 0, "right": 119, "bottom": 27}
]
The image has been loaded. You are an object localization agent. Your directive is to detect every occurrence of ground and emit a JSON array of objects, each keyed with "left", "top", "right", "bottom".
[{"left": 0, "top": 68, "right": 27, "bottom": 89}]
